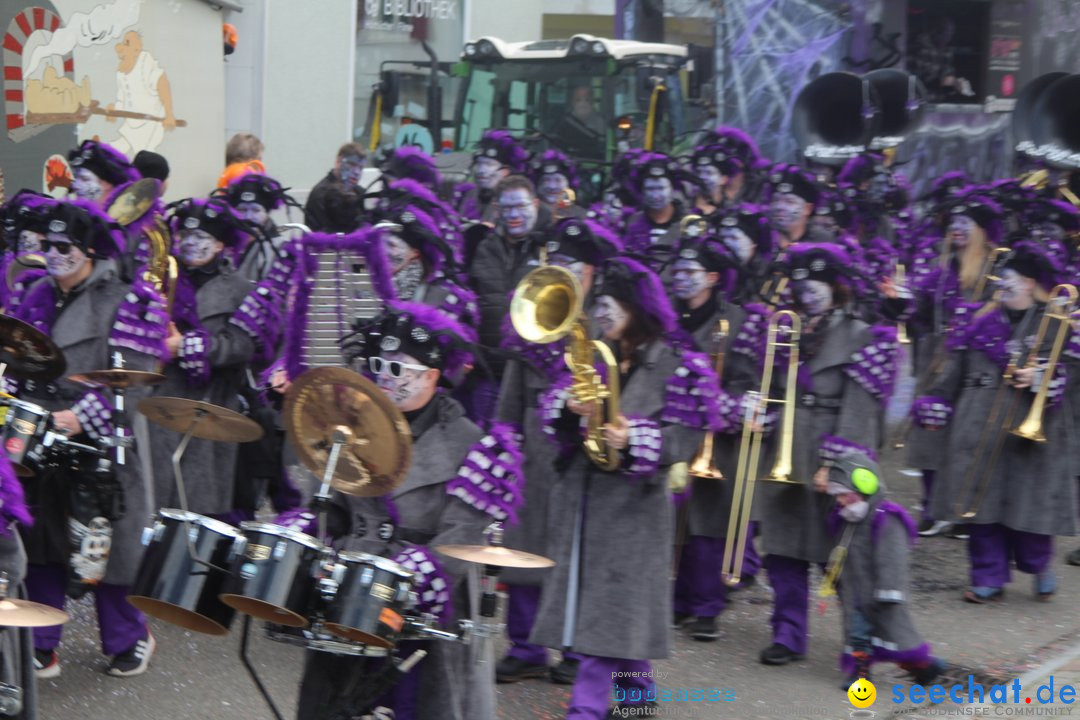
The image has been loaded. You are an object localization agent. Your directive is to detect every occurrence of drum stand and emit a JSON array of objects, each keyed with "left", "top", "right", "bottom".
[
  {"left": 239, "top": 616, "right": 286, "bottom": 720},
  {"left": 105, "top": 353, "right": 134, "bottom": 467},
  {"left": 169, "top": 409, "right": 230, "bottom": 574},
  {"left": 310, "top": 429, "right": 350, "bottom": 540}
]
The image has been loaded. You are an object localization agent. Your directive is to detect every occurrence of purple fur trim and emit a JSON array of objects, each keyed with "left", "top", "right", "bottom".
[
  {"left": 843, "top": 325, "right": 899, "bottom": 403},
  {"left": 1043, "top": 362, "right": 1069, "bottom": 409},
  {"left": 530, "top": 149, "right": 581, "bottom": 189},
  {"left": 454, "top": 183, "right": 482, "bottom": 221},
  {"left": 5, "top": 267, "right": 47, "bottom": 316},
  {"left": 446, "top": 422, "right": 525, "bottom": 523},
  {"left": 430, "top": 277, "right": 479, "bottom": 328},
  {"left": 501, "top": 320, "right": 569, "bottom": 379},
  {"left": 871, "top": 501, "right": 919, "bottom": 546},
  {"left": 0, "top": 455, "right": 31, "bottom": 534},
  {"left": 394, "top": 545, "right": 452, "bottom": 624},
  {"left": 284, "top": 229, "right": 395, "bottom": 379},
  {"left": 170, "top": 270, "right": 202, "bottom": 332},
  {"left": 383, "top": 496, "right": 401, "bottom": 526},
  {"left": 729, "top": 303, "right": 769, "bottom": 364},
  {"left": 819, "top": 435, "right": 876, "bottom": 465},
  {"left": 621, "top": 212, "right": 654, "bottom": 255},
  {"left": 603, "top": 256, "right": 678, "bottom": 334},
  {"left": 912, "top": 395, "right": 953, "bottom": 429},
  {"left": 384, "top": 146, "right": 442, "bottom": 188},
  {"left": 476, "top": 130, "right": 529, "bottom": 173},
  {"left": 624, "top": 416, "right": 663, "bottom": 478},
  {"left": 72, "top": 390, "right": 114, "bottom": 441},
  {"left": 660, "top": 350, "right": 725, "bottom": 431},
  {"left": 274, "top": 508, "right": 318, "bottom": 536},
  {"left": 109, "top": 278, "right": 169, "bottom": 361},
  {"left": 1065, "top": 332, "right": 1080, "bottom": 361},
  {"left": 871, "top": 642, "right": 932, "bottom": 667},
  {"left": 949, "top": 307, "right": 1012, "bottom": 370},
  {"left": 229, "top": 284, "right": 283, "bottom": 365},
  {"left": 177, "top": 329, "right": 211, "bottom": 387},
  {"left": 12, "top": 279, "right": 58, "bottom": 333},
  {"left": 538, "top": 372, "right": 578, "bottom": 451}
]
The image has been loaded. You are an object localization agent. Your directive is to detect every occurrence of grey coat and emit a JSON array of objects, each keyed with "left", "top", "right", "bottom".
[
  {"left": 148, "top": 267, "right": 256, "bottom": 515},
  {"left": 756, "top": 313, "right": 886, "bottom": 564},
  {"left": 301, "top": 395, "right": 495, "bottom": 720},
  {"left": 530, "top": 340, "right": 706, "bottom": 660},
  {"left": 19, "top": 261, "right": 158, "bottom": 585},
  {"left": 928, "top": 309, "right": 1077, "bottom": 535}
]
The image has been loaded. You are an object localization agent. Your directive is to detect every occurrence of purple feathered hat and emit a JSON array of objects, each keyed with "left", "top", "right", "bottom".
[
  {"left": 41, "top": 199, "right": 124, "bottom": 259},
  {"left": 2, "top": 190, "right": 54, "bottom": 247},
  {"left": 773, "top": 242, "right": 859, "bottom": 289},
  {"left": 529, "top": 149, "right": 581, "bottom": 189},
  {"left": 687, "top": 143, "right": 742, "bottom": 176},
  {"left": 381, "top": 146, "right": 442, "bottom": 189},
  {"left": 474, "top": 130, "right": 529, "bottom": 174},
  {"left": 167, "top": 197, "right": 250, "bottom": 247},
  {"left": 836, "top": 152, "right": 885, "bottom": 188},
  {"left": 674, "top": 231, "right": 736, "bottom": 274},
  {"left": 632, "top": 152, "right": 680, "bottom": 190},
  {"left": 596, "top": 256, "right": 677, "bottom": 335},
  {"left": 920, "top": 170, "right": 970, "bottom": 205},
  {"left": 711, "top": 204, "right": 772, "bottom": 253},
  {"left": 67, "top": 140, "right": 139, "bottom": 187},
  {"left": 764, "top": 163, "right": 821, "bottom": 205},
  {"left": 815, "top": 189, "right": 856, "bottom": 231},
  {"left": 700, "top": 125, "right": 762, "bottom": 170},
  {"left": 358, "top": 301, "right": 476, "bottom": 383},
  {"left": 381, "top": 178, "right": 458, "bottom": 230},
  {"left": 1024, "top": 197, "right": 1080, "bottom": 235},
  {"left": 373, "top": 204, "right": 453, "bottom": 277},
  {"left": 220, "top": 173, "right": 294, "bottom": 211},
  {"left": 941, "top": 194, "right": 1004, "bottom": 245},
  {"left": 1002, "top": 236, "right": 1067, "bottom": 290},
  {"left": 543, "top": 217, "right": 623, "bottom": 266}
]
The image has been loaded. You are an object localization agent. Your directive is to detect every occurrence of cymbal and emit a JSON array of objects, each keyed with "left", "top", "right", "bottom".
[
  {"left": 68, "top": 369, "right": 166, "bottom": 390},
  {"left": 434, "top": 545, "right": 555, "bottom": 569},
  {"left": 0, "top": 314, "right": 65, "bottom": 381},
  {"left": 0, "top": 598, "right": 70, "bottom": 627},
  {"left": 137, "top": 397, "right": 264, "bottom": 443},
  {"left": 107, "top": 178, "right": 161, "bottom": 227},
  {"left": 284, "top": 367, "right": 411, "bottom": 497}
]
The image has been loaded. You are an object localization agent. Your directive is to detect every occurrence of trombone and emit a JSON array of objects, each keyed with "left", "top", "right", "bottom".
[
  {"left": 510, "top": 263, "right": 621, "bottom": 471},
  {"left": 687, "top": 318, "right": 729, "bottom": 480},
  {"left": 953, "top": 284, "right": 1079, "bottom": 519},
  {"left": 721, "top": 310, "right": 801, "bottom": 587}
]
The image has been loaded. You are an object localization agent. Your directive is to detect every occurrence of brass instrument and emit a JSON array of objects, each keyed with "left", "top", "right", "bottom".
[
  {"left": 5, "top": 253, "right": 44, "bottom": 293},
  {"left": 894, "top": 264, "right": 910, "bottom": 345},
  {"left": 760, "top": 275, "right": 789, "bottom": 309},
  {"left": 954, "top": 284, "right": 1079, "bottom": 518},
  {"left": 510, "top": 264, "right": 621, "bottom": 470},
  {"left": 721, "top": 310, "right": 801, "bottom": 587},
  {"left": 687, "top": 319, "right": 729, "bottom": 480},
  {"left": 818, "top": 523, "right": 856, "bottom": 599},
  {"left": 972, "top": 246, "right": 1011, "bottom": 303},
  {"left": 143, "top": 219, "right": 178, "bottom": 314},
  {"left": 679, "top": 214, "right": 707, "bottom": 238}
]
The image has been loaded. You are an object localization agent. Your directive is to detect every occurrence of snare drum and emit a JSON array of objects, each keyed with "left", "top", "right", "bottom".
[
  {"left": 219, "top": 522, "right": 327, "bottom": 628},
  {"left": 128, "top": 509, "right": 246, "bottom": 636},
  {"left": 1, "top": 399, "right": 50, "bottom": 477},
  {"left": 323, "top": 552, "right": 414, "bottom": 649}
]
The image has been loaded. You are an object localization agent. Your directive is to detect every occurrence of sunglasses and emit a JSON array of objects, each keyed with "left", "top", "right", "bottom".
[
  {"left": 368, "top": 356, "right": 430, "bottom": 378},
  {"left": 41, "top": 240, "right": 76, "bottom": 255}
]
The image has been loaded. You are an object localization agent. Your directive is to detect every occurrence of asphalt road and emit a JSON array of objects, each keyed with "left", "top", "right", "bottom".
[{"left": 35, "top": 446, "right": 1080, "bottom": 720}]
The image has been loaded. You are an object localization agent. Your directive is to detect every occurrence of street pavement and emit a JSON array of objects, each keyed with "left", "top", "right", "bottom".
[{"left": 36, "top": 446, "right": 1080, "bottom": 720}]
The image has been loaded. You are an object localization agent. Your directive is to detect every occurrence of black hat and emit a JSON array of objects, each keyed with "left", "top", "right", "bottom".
[
  {"left": 67, "top": 140, "right": 137, "bottom": 187},
  {"left": 1001, "top": 239, "right": 1064, "bottom": 290},
  {"left": 42, "top": 199, "right": 123, "bottom": 258},
  {"left": 542, "top": 218, "right": 623, "bottom": 266},
  {"left": 713, "top": 205, "right": 771, "bottom": 249},
  {"left": 674, "top": 233, "right": 735, "bottom": 273},
  {"left": 132, "top": 151, "right": 170, "bottom": 182},
  {"left": 359, "top": 302, "right": 476, "bottom": 380},
  {"left": 168, "top": 198, "right": 248, "bottom": 246},
  {"left": 222, "top": 173, "right": 289, "bottom": 211},
  {"left": 815, "top": 190, "right": 855, "bottom": 230},
  {"left": 766, "top": 164, "right": 821, "bottom": 204},
  {"left": 774, "top": 242, "right": 857, "bottom": 286}
]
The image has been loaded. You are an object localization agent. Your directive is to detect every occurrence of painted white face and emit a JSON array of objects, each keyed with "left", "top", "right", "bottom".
[
  {"left": 178, "top": 229, "right": 224, "bottom": 267},
  {"left": 793, "top": 279, "right": 834, "bottom": 316},
  {"left": 372, "top": 351, "right": 437, "bottom": 412},
  {"left": 996, "top": 267, "right": 1032, "bottom": 305},
  {"left": 43, "top": 234, "right": 89, "bottom": 280},
  {"left": 721, "top": 227, "right": 755, "bottom": 264},
  {"left": 338, "top": 157, "right": 365, "bottom": 186},
  {"left": 234, "top": 201, "right": 269, "bottom": 228},
  {"left": 769, "top": 192, "right": 809, "bottom": 232},
  {"left": 384, "top": 233, "right": 419, "bottom": 273},
  {"left": 538, "top": 173, "right": 570, "bottom": 205},
  {"left": 71, "top": 168, "right": 105, "bottom": 203},
  {"left": 671, "top": 259, "right": 712, "bottom": 301},
  {"left": 947, "top": 214, "right": 976, "bottom": 250},
  {"left": 594, "top": 295, "right": 630, "bottom": 341},
  {"left": 473, "top": 156, "right": 504, "bottom": 190},
  {"left": 642, "top": 177, "right": 673, "bottom": 212},
  {"left": 697, "top": 165, "right": 723, "bottom": 198},
  {"left": 17, "top": 229, "right": 43, "bottom": 254},
  {"left": 498, "top": 188, "right": 538, "bottom": 238}
]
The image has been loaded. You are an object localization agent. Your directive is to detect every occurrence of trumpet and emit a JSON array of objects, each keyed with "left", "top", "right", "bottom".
[
  {"left": 953, "top": 284, "right": 1079, "bottom": 518},
  {"left": 687, "top": 319, "right": 729, "bottom": 480},
  {"left": 510, "top": 264, "right": 621, "bottom": 470},
  {"left": 680, "top": 214, "right": 707, "bottom": 238},
  {"left": 721, "top": 310, "right": 801, "bottom": 587}
]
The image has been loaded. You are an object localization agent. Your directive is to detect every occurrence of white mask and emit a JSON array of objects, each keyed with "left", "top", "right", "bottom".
[
  {"left": 71, "top": 168, "right": 105, "bottom": 203},
  {"left": 44, "top": 234, "right": 89, "bottom": 280},
  {"left": 17, "top": 230, "right": 43, "bottom": 254},
  {"left": 947, "top": 214, "right": 976, "bottom": 250},
  {"left": 178, "top": 230, "right": 223, "bottom": 267},
  {"left": 840, "top": 500, "right": 870, "bottom": 523},
  {"left": 672, "top": 259, "right": 712, "bottom": 301},
  {"left": 794, "top": 279, "right": 834, "bottom": 317},
  {"left": 473, "top": 157, "right": 504, "bottom": 190},
  {"left": 234, "top": 201, "right": 269, "bottom": 228},
  {"left": 593, "top": 295, "right": 630, "bottom": 341},
  {"left": 769, "top": 193, "right": 809, "bottom": 232},
  {"left": 384, "top": 233, "right": 419, "bottom": 273}
]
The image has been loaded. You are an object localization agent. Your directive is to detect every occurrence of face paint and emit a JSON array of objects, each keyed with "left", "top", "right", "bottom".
[
  {"left": 769, "top": 193, "right": 809, "bottom": 232},
  {"left": 384, "top": 233, "right": 419, "bottom": 273},
  {"left": 996, "top": 267, "right": 1036, "bottom": 307},
  {"left": 550, "top": 254, "right": 588, "bottom": 286},
  {"left": 17, "top": 230, "right": 43, "bottom": 254},
  {"left": 947, "top": 214, "right": 976, "bottom": 250},
  {"left": 697, "top": 165, "right": 723, "bottom": 198},
  {"left": 473, "top": 157, "right": 504, "bottom": 190},
  {"left": 604, "top": 192, "right": 624, "bottom": 225},
  {"left": 1033, "top": 222, "right": 1066, "bottom": 244},
  {"left": 43, "top": 233, "right": 89, "bottom": 280},
  {"left": 839, "top": 499, "right": 870, "bottom": 523},
  {"left": 811, "top": 214, "right": 838, "bottom": 237},
  {"left": 642, "top": 177, "right": 673, "bottom": 212},
  {"left": 178, "top": 229, "right": 223, "bottom": 267},
  {"left": 498, "top": 188, "right": 538, "bottom": 238},
  {"left": 339, "top": 158, "right": 365, "bottom": 186},
  {"left": 538, "top": 173, "right": 570, "bottom": 205},
  {"left": 593, "top": 295, "right": 630, "bottom": 341},
  {"left": 793, "top": 279, "right": 834, "bottom": 316},
  {"left": 72, "top": 168, "right": 105, "bottom": 203},
  {"left": 373, "top": 351, "right": 437, "bottom": 411},
  {"left": 721, "top": 227, "right": 755, "bottom": 264},
  {"left": 234, "top": 202, "right": 269, "bottom": 228},
  {"left": 672, "top": 259, "right": 712, "bottom": 300}
]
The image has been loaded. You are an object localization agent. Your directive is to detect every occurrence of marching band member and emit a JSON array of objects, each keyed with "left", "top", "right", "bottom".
[
  {"left": 455, "top": 130, "right": 530, "bottom": 223},
  {"left": 756, "top": 243, "right": 899, "bottom": 666},
  {"left": 220, "top": 173, "right": 303, "bottom": 283},
  {"left": 494, "top": 218, "right": 622, "bottom": 685},
  {"left": 66, "top": 140, "right": 140, "bottom": 209},
  {"left": 14, "top": 199, "right": 168, "bottom": 678},
  {"left": 380, "top": 146, "right": 444, "bottom": 194},
  {"left": 711, "top": 206, "right": 772, "bottom": 305},
  {"left": 622, "top": 153, "right": 688, "bottom": 258},
  {"left": 529, "top": 257, "right": 722, "bottom": 719},
  {"left": 698, "top": 126, "right": 765, "bottom": 207},
  {"left": 288, "top": 302, "right": 523, "bottom": 720},
  {"left": 764, "top": 164, "right": 822, "bottom": 250},
  {"left": 0, "top": 190, "right": 52, "bottom": 313},
  {"left": 670, "top": 229, "right": 761, "bottom": 642},
  {"left": 915, "top": 240, "right": 1076, "bottom": 603},
  {"left": 687, "top": 144, "right": 738, "bottom": 216},
  {"left": 530, "top": 150, "right": 585, "bottom": 218}
]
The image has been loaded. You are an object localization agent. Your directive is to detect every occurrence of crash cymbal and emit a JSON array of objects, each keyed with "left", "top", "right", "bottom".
[
  {"left": 0, "top": 598, "right": 69, "bottom": 628},
  {"left": 106, "top": 178, "right": 161, "bottom": 227},
  {"left": 0, "top": 314, "right": 65, "bottom": 381},
  {"left": 68, "top": 369, "right": 166, "bottom": 389},
  {"left": 284, "top": 367, "right": 411, "bottom": 497},
  {"left": 434, "top": 545, "right": 555, "bottom": 569},
  {"left": 137, "top": 397, "right": 264, "bottom": 443}
]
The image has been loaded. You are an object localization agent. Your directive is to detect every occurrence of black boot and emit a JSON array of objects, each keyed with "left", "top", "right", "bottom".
[
  {"left": 759, "top": 643, "right": 805, "bottom": 666},
  {"left": 496, "top": 655, "right": 548, "bottom": 683}
]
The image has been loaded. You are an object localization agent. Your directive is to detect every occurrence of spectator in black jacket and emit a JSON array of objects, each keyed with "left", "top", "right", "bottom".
[{"left": 304, "top": 142, "right": 367, "bottom": 232}]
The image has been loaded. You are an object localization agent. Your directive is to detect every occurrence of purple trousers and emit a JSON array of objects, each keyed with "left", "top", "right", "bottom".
[
  {"left": 968, "top": 523, "right": 1053, "bottom": 588},
  {"left": 673, "top": 527, "right": 761, "bottom": 618},
  {"left": 25, "top": 564, "right": 147, "bottom": 656},
  {"left": 506, "top": 585, "right": 581, "bottom": 666},
  {"left": 569, "top": 655, "right": 653, "bottom": 720},
  {"left": 764, "top": 554, "right": 813, "bottom": 655}
]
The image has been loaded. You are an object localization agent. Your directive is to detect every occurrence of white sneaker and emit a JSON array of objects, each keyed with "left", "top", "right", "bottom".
[
  {"left": 106, "top": 632, "right": 156, "bottom": 677},
  {"left": 917, "top": 520, "right": 954, "bottom": 537}
]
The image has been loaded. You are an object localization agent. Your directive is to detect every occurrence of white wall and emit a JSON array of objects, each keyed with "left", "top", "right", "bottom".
[
  {"left": 466, "top": 0, "right": 543, "bottom": 41},
  {"left": 223, "top": 0, "right": 266, "bottom": 150},
  {"left": 259, "top": 0, "right": 357, "bottom": 194}
]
